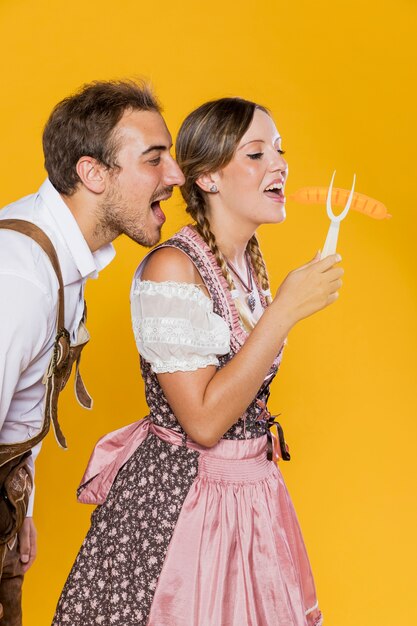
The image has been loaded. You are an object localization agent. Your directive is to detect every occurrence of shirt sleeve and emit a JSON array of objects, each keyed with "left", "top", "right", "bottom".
[
  {"left": 131, "top": 280, "right": 230, "bottom": 373},
  {"left": 0, "top": 273, "right": 54, "bottom": 515}
]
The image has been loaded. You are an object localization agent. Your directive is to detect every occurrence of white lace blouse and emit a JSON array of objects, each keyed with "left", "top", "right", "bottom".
[{"left": 131, "top": 280, "right": 231, "bottom": 374}]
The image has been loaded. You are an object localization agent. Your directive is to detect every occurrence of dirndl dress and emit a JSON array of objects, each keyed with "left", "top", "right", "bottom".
[{"left": 52, "top": 226, "right": 323, "bottom": 626}]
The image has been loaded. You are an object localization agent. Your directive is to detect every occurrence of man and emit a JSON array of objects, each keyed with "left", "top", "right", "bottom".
[{"left": 0, "top": 79, "right": 184, "bottom": 624}]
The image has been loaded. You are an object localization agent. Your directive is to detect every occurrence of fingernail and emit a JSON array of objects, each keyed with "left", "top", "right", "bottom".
[
  {"left": 21, "top": 555, "right": 29, "bottom": 563},
  {"left": 336, "top": 254, "right": 342, "bottom": 262}
]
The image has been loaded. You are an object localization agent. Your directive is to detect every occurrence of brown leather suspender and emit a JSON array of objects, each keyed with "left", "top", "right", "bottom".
[{"left": 0, "top": 219, "right": 92, "bottom": 467}]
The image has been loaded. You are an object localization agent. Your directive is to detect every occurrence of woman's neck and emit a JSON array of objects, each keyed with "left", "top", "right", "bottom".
[{"left": 207, "top": 212, "right": 255, "bottom": 267}]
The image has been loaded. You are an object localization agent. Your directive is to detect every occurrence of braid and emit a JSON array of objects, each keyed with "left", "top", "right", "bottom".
[
  {"left": 247, "top": 234, "right": 272, "bottom": 305},
  {"left": 191, "top": 200, "right": 236, "bottom": 294},
  {"left": 191, "top": 202, "right": 255, "bottom": 330}
]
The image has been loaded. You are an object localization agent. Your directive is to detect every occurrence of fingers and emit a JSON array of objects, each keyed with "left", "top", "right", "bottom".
[
  {"left": 18, "top": 520, "right": 30, "bottom": 566},
  {"left": 324, "top": 267, "right": 344, "bottom": 281},
  {"left": 330, "top": 278, "right": 343, "bottom": 290},
  {"left": 316, "top": 253, "right": 342, "bottom": 272},
  {"left": 325, "top": 275, "right": 343, "bottom": 306},
  {"left": 19, "top": 518, "right": 37, "bottom": 573},
  {"left": 327, "top": 279, "right": 343, "bottom": 301},
  {"left": 327, "top": 291, "right": 340, "bottom": 304},
  {"left": 311, "top": 260, "right": 344, "bottom": 306},
  {"left": 277, "top": 251, "right": 345, "bottom": 320},
  {"left": 297, "top": 253, "right": 341, "bottom": 275}
]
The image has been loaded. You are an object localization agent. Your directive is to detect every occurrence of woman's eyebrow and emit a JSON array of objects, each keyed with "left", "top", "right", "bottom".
[
  {"left": 239, "top": 139, "right": 265, "bottom": 149},
  {"left": 239, "top": 137, "right": 282, "bottom": 150}
]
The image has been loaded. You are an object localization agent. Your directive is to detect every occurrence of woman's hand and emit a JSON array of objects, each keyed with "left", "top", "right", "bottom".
[{"left": 272, "top": 252, "right": 344, "bottom": 328}]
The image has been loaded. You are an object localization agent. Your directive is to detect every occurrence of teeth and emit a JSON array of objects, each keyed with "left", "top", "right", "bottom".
[{"left": 265, "top": 182, "right": 283, "bottom": 192}]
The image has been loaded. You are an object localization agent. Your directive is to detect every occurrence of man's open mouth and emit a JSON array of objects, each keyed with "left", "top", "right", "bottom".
[{"left": 150, "top": 199, "right": 167, "bottom": 224}]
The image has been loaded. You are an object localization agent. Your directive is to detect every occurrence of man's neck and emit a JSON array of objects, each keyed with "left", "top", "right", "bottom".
[{"left": 61, "top": 190, "right": 114, "bottom": 252}]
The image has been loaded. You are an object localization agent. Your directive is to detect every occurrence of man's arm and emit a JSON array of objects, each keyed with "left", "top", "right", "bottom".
[
  {"left": 0, "top": 273, "right": 53, "bottom": 428},
  {"left": 0, "top": 273, "right": 54, "bottom": 569}
]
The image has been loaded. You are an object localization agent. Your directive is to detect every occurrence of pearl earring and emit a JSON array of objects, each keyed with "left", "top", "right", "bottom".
[{"left": 209, "top": 184, "right": 218, "bottom": 193}]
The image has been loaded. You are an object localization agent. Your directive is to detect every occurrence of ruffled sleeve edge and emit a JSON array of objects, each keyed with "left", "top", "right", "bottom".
[
  {"left": 132, "top": 279, "right": 211, "bottom": 309},
  {"left": 149, "top": 355, "right": 220, "bottom": 374}
]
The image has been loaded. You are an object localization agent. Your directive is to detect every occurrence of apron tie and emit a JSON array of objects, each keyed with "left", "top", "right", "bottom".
[{"left": 255, "top": 398, "right": 291, "bottom": 462}]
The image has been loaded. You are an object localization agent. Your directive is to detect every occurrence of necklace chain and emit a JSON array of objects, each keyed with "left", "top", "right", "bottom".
[
  {"left": 226, "top": 254, "right": 253, "bottom": 293},
  {"left": 225, "top": 253, "right": 257, "bottom": 313}
]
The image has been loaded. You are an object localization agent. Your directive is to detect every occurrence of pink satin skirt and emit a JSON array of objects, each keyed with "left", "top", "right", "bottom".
[{"left": 147, "top": 435, "right": 322, "bottom": 626}]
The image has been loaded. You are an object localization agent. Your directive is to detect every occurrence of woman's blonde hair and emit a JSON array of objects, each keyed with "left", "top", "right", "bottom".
[{"left": 176, "top": 97, "right": 272, "bottom": 306}]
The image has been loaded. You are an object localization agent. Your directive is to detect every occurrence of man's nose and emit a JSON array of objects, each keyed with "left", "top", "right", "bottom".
[{"left": 165, "top": 158, "right": 185, "bottom": 186}]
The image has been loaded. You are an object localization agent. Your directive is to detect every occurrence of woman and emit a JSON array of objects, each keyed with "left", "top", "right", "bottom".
[{"left": 53, "top": 98, "right": 342, "bottom": 626}]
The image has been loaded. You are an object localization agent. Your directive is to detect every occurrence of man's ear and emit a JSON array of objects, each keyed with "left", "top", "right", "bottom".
[
  {"left": 76, "top": 157, "right": 108, "bottom": 193},
  {"left": 195, "top": 172, "right": 220, "bottom": 194}
]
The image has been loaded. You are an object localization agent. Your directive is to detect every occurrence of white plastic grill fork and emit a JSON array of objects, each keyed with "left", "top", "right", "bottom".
[{"left": 321, "top": 171, "right": 356, "bottom": 259}]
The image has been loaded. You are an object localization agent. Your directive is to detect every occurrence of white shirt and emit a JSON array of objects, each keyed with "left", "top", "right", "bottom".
[{"left": 0, "top": 179, "right": 115, "bottom": 514}]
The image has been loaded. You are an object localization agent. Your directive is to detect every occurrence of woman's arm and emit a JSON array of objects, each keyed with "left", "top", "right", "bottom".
[{"left": 142, "top": 247, "right": 343, "bottom": 447}]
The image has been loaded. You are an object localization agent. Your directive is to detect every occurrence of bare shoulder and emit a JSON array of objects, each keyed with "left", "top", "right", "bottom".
[{"left": 141, "top": 246, "right": 201, "bottom": 284}]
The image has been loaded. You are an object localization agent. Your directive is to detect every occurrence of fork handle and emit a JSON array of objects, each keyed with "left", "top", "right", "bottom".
[{"left": 321, "top": 220, "right": 340, "bottom": 259}]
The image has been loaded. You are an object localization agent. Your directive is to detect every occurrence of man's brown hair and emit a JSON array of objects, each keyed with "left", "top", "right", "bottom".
[{"left": 43, "top": 79, "right": 161, "bottom": 195}]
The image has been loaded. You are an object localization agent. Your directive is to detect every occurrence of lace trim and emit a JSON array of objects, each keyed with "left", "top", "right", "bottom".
[
  {"left": 150, "top": 355, "right": 219, "bottom": 374},
  {"left": 132, "top": 279, "right": 211, "bottom": 309},
  {"left": 132, "top": 317, "right": 230, "bottom": 350}
]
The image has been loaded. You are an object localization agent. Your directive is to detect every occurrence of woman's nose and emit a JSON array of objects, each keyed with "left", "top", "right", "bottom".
[{"left": 269, "top": 151, "right": 287, "bottom": 173}]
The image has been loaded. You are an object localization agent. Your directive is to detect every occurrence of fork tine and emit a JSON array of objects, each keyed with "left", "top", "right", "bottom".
[
  {"left": 327, "top": 172, "right": 356, "bottom": 221},
  {"left": 339, "top": 174, "right": 356, "bottom": 220},
  {"left": 326, "top": 170, "right": 337, "bottom": 220}
]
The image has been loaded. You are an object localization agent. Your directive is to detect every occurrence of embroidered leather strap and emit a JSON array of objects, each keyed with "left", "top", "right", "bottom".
[{"left": 0, "top": 219, "right": 92, "bottom": 467}]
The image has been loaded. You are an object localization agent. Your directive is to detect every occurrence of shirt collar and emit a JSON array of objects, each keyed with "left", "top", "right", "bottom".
[{"left": 38, "top": 179, "right": 116, "bottom": 284}]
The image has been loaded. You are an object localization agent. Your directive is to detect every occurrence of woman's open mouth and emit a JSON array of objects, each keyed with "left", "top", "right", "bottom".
[{"left": 264, "top": 182, "right": 285, "bottom": 202}]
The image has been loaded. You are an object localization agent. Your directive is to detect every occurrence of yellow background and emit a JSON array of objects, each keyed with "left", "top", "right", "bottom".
[{"left": 0, "top": 0, "right": 416, "bottom": 624}]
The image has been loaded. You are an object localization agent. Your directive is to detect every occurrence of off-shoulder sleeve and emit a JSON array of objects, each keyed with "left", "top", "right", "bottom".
[{"left": 130, "top": 280, "right": 231, "bottom": 373}]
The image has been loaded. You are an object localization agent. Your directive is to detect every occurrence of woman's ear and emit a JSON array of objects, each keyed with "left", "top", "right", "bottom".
[
  {"left": 76, "top": 156, "right": 107, "bottom": 194},
  {"left": 195, "top": 172, "right": 220, "bottom": 194}
]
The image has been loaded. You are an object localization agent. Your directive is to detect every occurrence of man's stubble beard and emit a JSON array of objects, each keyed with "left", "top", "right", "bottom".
[{"left": 95, "top": 183, "right": 162, "bottom": 248}]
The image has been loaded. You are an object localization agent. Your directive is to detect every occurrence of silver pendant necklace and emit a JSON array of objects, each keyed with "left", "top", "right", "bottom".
[{"left": 226, "top": 253, "right": 257, "bottom": 313}]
